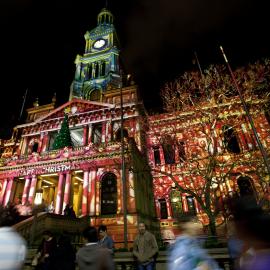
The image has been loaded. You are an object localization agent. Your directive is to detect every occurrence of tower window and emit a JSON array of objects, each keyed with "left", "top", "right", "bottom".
[
  {"left": 101, "top": 173, "right": 117, "bottom": 215},
  {"left": 101, "top": 62, "right": 106, "bottom": 76},
  {"left": 95, "top": 63, "right": 99, "bottom": 78}
]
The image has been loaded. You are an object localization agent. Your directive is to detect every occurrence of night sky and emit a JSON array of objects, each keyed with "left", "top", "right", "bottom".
[{"left": 0, "top": 0, "right": 269, "bottom": 138}]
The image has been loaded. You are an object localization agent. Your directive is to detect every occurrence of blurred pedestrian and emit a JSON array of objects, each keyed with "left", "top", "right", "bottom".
[
  {"left": 98, "top": 225, "right": 114, "bottom": 253},
  {"left": 231, "top": 196, "right": 270, "bottom": 270},
  {"left": 35, "top": 230, "right": 57, "bottom": 270},
  {"left": 76, "top": 226, "right": 114, "bottom": 270},
  {"left": 0, "top": 205, "right": 26, "bottom": 270},
  {"left": 133, "top": 222, "right": 158, "bottom": 270},
  {"left": 168, "top": 216, "right": 221, "bottom": 270},
  {"left": 52, "top": 234, "right": 76, "bottom": 270}
]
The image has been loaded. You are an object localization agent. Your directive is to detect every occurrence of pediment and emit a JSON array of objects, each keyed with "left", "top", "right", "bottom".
[{"left": 35, "top": 99, "right": 115, "bottom": 123}]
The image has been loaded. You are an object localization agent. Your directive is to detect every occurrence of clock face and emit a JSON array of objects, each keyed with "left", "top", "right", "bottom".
[{"left": 93, "top": 39, "right": 106, "bottom": 49}]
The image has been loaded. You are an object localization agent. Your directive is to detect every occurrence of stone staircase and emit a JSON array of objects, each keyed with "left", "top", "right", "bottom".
[{"left": 13, "top": 212, "right": 90, "bottom": 247}]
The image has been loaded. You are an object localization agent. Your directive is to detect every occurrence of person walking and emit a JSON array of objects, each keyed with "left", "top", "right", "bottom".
[
  {"left": 133, "top": 222, "right": 158, "bottom": 270},
  {"left": 98, "top": 225, "right": 114, "bottom": 253},
  {"left": 0, "top": 205, "right": 26, "bottom": 270},
  {"left": 76, "top": 226, "right": 114, "bottom": 270},
  {"left": 168, "top": 216, "right": 221, "bottom": 270},
  {"left": 35, "top": 230, "right": 57, "bottom": 270}
]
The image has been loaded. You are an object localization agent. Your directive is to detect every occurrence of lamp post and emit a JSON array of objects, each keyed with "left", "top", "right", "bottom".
[
  {"left": 120, "top": 73, "right": 128, "bottom": 249},
  {"left": 30, "top": 188, "right": 43, "bottom": 247}
]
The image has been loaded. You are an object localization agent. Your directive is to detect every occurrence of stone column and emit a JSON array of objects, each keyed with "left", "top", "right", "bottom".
[
  {"left": 55, "top": 173, "right": 65, "bottom": 214},
  {"left": 28, "top": 175, "right": 37, "bottom": 204},
  {"left": 41, "top": 132, "right": 49, "bottom": 152},
  {"left": 83, "top": 125, "right": 89, "bottom": 146},
  {"left": 165, "top": 197, "right": 173, "bottom": 219},
  {"left": 155, "top": 199, "right": 161, "bottom": 219},
  {"left": 102, "top": 122, "right": 106, "bottom": 143},
  {"left": 22, "top": 176, "right": 31, "bottom": 205},
  {"left": 88, "top": 124, "right": 93, "bottom": 143},
  {"left": 81, "top": 170, "right": 89, "bottom": 216},
  {"left": 0, "top": 179, "right": 8, "bottom": 204},
  {"left": 3, "top": 178, "right": 14, "bottom": 206},
  {"left": 62, "top": 172, "right": 72, "bottom": 212},
  {"left": 89, "top": 170, "right": 96, "bottom": 216},
  {"left": 182, "top": 196, "right": 188, "bottom": 212}
]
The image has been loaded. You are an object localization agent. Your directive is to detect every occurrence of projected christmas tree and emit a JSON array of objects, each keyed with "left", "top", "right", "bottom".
[{"left": 53, "top": 114, "right": 73, "bottom": 150}]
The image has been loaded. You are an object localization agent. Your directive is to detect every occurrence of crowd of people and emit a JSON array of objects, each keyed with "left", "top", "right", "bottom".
[{"left": 0, "top": 195, "right": 270, "bottom": 270}]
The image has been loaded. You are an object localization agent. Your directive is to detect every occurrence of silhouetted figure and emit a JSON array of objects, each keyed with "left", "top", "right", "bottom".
[
  {"left": 63, "top": 204, "right": 71, "bottom": 216},
  {"left": 52, "top": 234, "right": 76, "bottom": 270},
  {"left": 69, "top": 206, "right": 76, "bottom": 218},
  {"left": 76, "top": 226, "right": 114, "bottom": 270}
]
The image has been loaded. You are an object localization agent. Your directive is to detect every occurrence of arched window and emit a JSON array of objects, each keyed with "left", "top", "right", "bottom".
[
  {"left": 223, "top": 125, "right": 241, "bottom": 153},
  {"left": 170, "top": 189, "right": 183, "bottom": 219},
  {"left": 265, "top": 111, "right": 270, "bottom": 126},
  {"left": 162, "top": 135, "right": 175, "bottom": 164},
  {"left": 159, "top": 199, "right": 168, "bottom": 219},
  {"left": 237, "top": 176, "right": 255, "bottom": 197},
  {"left": 32, "top": 142, "right": 39, "bottom": 153},
  {"left": 115, "top": 128, "right": 128, "bottom": 142},
  {"left": 101, "top": 173, "right": 117, "bottom": 215},
  {"left": 89, "top": 89, "right": 101, "bottom": 102}
]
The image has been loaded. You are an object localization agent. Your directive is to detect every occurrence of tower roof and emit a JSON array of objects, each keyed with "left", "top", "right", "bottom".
[{"left": 97, "top": 8, "right": 114, "bottom": 25}]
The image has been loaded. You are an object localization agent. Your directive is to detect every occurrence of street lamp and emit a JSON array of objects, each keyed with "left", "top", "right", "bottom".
[{"left": 30, "top": 188, "right": 43, "bottom": 247}]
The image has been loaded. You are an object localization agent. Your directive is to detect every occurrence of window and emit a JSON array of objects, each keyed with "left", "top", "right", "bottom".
[
  {"left": 101, "top": 173, "right": 117, "bottom": 215},
  {"left": 153, "top": 146, "right": 161, "bottom": 165},
  {"left": 162, "top": 135, "right": 175, "bottom": 164},
  {"left": 95, "top": 63, "right": 99, "bottom": 78},
  {"left": 47, "top": 131, "right": 58, "bottom": 151},
  {"left": 70, "top": 128, "right": 84, "bottom": 147},
  {"left": 92, "top": 124, "right": 102, "bottom": 144},
  {"left": 170, "top": 189, "right": 183, "bottom": 219},
  {"left": 159, "top": 199, "right": 168, "bottom": 219},
  {"left": 115, "top": 128, "right": 128, "bottom": 142},
  {"left": 32, "top": 142, "right": 39, "bottom": 153},
  {"left": 223, "top": 125, "right": 241, "bottom": 154},
  {"left": 89, "top": 89, "right": 101, "bottom": 102},
  {"left": 101, "top": 62, "right": 106, "bottom": 76},
  {"left": 178, "top": 141, "right": 186, "bottom": 162}
]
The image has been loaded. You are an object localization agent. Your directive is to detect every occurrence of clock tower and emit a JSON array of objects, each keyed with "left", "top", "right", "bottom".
[{"left": 70, "top": 8, "right": 122, "bottom": 101}]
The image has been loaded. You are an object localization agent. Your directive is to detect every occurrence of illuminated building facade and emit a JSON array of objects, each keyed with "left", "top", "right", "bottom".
[{"left": 0, "top": 8, "right": 269, "bottom": 244}]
